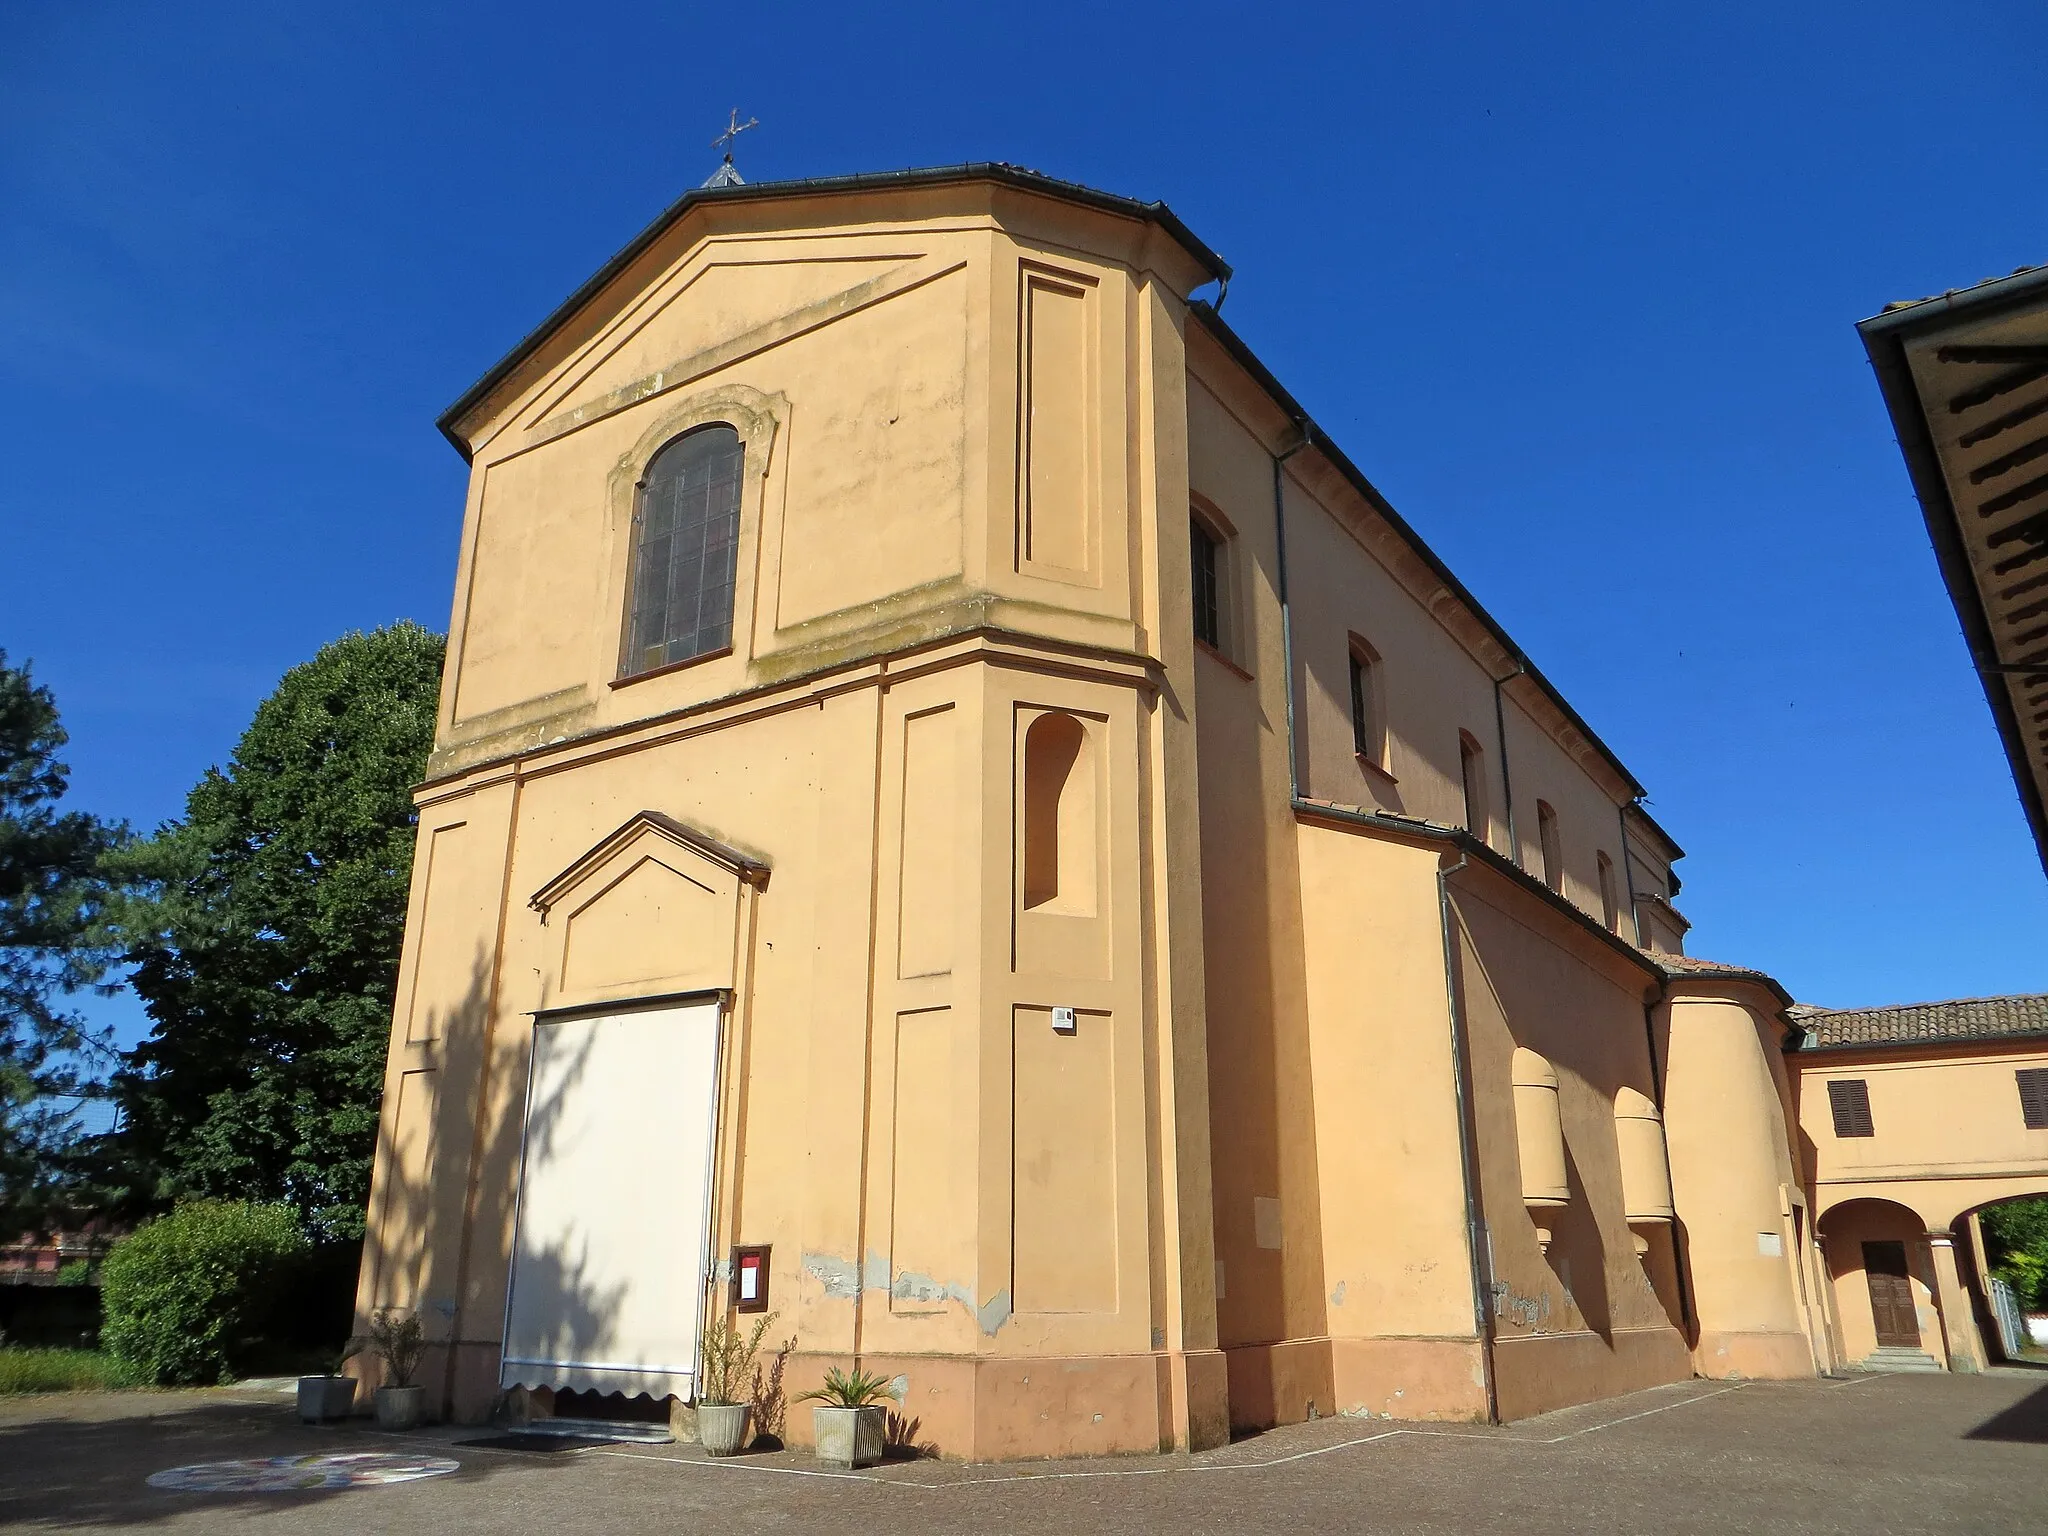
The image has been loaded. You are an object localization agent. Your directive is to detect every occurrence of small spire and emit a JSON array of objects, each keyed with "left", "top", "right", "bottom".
[{"left": 704, "top": 107, "right": 758, "bottom": 187}]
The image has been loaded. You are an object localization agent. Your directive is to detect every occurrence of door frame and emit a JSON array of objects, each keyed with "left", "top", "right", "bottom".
[{"left": 499, "top": 988, "right": 731, "bottom": 1402}]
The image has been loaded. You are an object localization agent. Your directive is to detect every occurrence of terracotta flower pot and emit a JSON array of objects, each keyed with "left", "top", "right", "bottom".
[
  {"left": 811, "top": 1404, "right": 885, "bottom": 1468},
  {"left": 374, "top": 1384, "right": 426, "bottom": 1431},
  {"left": 697, "top": 1401, "right": 751, "bottom": 1456},
  {"left": 296, "top": 1375, "right": 356, "bottom": 1424}
]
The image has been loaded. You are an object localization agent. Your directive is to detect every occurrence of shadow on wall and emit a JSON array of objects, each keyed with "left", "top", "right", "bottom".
[
  {"left": 353, "top": 947, "right": 629, "bottom": 1409},
  {"left": 1546, "top": 1141, "right": 1614, "bottom": 1343},
  {"left": 1670, "top": 1217, "right": 1701, "bottom": 1349}
]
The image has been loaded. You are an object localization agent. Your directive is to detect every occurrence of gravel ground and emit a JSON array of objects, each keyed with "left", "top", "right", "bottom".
[{"left": 3, "top": 1366, "right": 2045, "bottom": 1533}]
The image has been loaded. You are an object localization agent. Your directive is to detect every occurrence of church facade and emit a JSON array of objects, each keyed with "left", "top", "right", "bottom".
[{"left": 351, "top": 165, "right": 2045, "bottom": 1459}]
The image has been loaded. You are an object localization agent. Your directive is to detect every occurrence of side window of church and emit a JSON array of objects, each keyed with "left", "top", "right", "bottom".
[
  {"left": 1827, "top": 1078, "right": 1874, "bottom": 1138},
  {"left": 2018, "top": 1068, "right": 2048, "bottom": 1130},
  {"left": 623, "top": 424, "right": 744, "bottom": 677},
  {"left": 1190, "top": 516, "right": 1222, "bottom": 650}
]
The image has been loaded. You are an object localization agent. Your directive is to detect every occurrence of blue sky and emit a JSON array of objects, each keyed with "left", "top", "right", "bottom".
[{"left": 3, "top": 1, "right": 2043, "bottom": 1044}]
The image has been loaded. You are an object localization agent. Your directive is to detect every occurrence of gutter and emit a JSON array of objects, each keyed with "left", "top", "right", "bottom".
[
  {"left": 1435, "top": 848, "right": 1500, "bottom": 1423},
  {"left": 1788, "top": 1028, "right": 2048, "bottom": 1058},
  {"left": 438, "top": 163, "right": 1232, "bottom": 459}
]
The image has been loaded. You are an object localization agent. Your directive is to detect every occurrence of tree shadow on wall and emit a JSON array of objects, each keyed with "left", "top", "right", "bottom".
[
  {"left": 745, "top": 1335, "right": 795, "bottom": 1448},
  {"left": 354, "top": 949, "right": 626, "bottom": 1413}
]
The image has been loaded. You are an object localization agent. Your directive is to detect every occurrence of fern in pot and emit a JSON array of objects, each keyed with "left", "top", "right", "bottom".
[
  {"left": 696, "top": 1310, "right": 777, "bottom": 1456},
  {"left": 364, "top": 1310, "right": 428, "bottom": 1431},
  {"left": 795, "top": 1365, "right": 895, "bottom": 1468}
]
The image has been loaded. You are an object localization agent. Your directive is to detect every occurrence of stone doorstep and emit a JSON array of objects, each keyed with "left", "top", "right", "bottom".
[
  {"left": 511, "top": 1416, "right": 674, "bottom": 1444},
  {"left": 1853, "top": 1348, "right": 1944, "bottom": 1373}
]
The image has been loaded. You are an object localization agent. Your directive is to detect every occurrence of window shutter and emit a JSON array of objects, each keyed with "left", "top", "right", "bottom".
[
  {"left": 2018, "top": 1068, "right": 2048, "bottom": 1131},
  {"left": 1827, "top": 1078, "right": 1874, "bottom": 1138}
]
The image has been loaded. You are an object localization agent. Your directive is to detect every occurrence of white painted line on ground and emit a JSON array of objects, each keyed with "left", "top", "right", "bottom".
[{"left": 582, "top": 1381, "right": 1748, "bottom": 1491}]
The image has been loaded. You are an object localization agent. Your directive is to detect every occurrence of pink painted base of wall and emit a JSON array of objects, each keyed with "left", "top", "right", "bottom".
[
  {"left": 1226, "top": 1327, "right": 1692, "bottom": 1428},
  {"left": 781, "top": 1349, "right": 1229, "bottom": 1461},
  {"left": 448, "top": 1343, "right": 1230, "bottom": 1461},
  {"left": 1692, "top": 1329, "right": 1816, "bottom": 1380},
  {"left": 1226, "top": 1336, "right": 1489, "bottom": 1427},
  {"left": 1490, "top": 1326, "right": 1691, "bottom": 1421}
]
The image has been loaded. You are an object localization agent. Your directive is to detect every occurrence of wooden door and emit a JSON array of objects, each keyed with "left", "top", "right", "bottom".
[{"left": 1863, "top": 1241, "right": 1920, "bottom": 1349}]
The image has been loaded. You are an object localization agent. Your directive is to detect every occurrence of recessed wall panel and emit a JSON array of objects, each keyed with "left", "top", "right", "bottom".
[
  {"left": 1017, "top": 270, "right": 1096, "bottom": 583},
  {"left": 890, "top": 1008, "right": 974, "bottom": 1314},
  {"left": 897, "top": 705, "right": 956, "bottom": 979},
  {"left": 1012, "top": 1005, "right": 1117, "bottom": 1313},
  {"left": 405, "top": 821, "right": 494, "bottom": 1044},
  {"left": 370, "top": 1068, "right": 438, "bottom": 1306}
]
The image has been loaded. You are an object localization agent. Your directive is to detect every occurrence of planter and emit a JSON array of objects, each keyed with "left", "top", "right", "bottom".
[
  {"left": 811, "top": 1404, "right": 885, "bottom": 1469},
  {"left": 374, "top": 1384, "right": 427, "bottom": 1431},
  {"left": 697, "top": 1401, "right": 751, "bottom": 1456},
  {"left": 296, "top": 1375, "right": 357, "bottom": 1424}
]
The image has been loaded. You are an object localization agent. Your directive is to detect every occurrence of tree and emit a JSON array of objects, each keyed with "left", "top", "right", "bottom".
[
  {"left": 100, "top": 623, "right": 444, "bottom": 1237},
  {"left": 1982, "top": 1197, "right": 2048, "bottom": 1310},
  {"left": 0, "top": 652, "right": 123, "bottom": 1232}
]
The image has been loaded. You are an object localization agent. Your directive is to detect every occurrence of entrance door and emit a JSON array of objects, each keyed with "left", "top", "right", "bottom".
[
  {"left": 1863, "top": 1241, "right": 1921, "bottom": 1350},
  {"left": 502, "top": 1001, "right": 723, "bottom": 1401}
]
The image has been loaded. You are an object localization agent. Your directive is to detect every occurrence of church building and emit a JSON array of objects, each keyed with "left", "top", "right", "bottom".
[{"left": 352, "top": 163, "right": 2047, "bottom": 1459}]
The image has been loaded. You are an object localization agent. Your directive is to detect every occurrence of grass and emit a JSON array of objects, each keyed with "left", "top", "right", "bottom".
[{"left": 0, "top": 1348, "right": 144, "bottom": 1395}]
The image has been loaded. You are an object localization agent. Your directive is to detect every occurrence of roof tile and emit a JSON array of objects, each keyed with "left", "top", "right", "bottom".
[{"left": 1790, "top": 994, "right": 2048, "bottom": 1050}]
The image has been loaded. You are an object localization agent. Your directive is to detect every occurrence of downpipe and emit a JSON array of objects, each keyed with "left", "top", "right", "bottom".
[{"left": 1437, "top": 849, "right": 1501, "bottom": 1423}]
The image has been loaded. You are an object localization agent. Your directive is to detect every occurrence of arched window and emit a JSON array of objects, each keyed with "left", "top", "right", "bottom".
[
  {"left": 622, "top": 424, "right": 744, "bottom": 677},
  {"left": 1189, "top": 514, "right": 1223, "bottom": 650},
  {"left": 1536, "top": 800, "right": 1563, "bottom": 893},
  {"left": 1596, "top": 850, "right": 1620, "bottom": 932},
  {"left": 1348, "top": 636, "right": 1384, "bottom": 767},
  {"left": 1459, "top": 731, "right": 1490, "bottom": 844}
]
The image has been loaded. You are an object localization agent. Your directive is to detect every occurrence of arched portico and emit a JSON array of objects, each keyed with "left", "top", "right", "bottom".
[{"left": 1817, "top": 1198, "right": 1948, "bottom": 1368}]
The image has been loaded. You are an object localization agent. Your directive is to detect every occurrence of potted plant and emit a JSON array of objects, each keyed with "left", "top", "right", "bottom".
[
  {"left": 296, "top": 1342, "right": 360, "bottom": 1424},
  {"left": 365, "top": 1309, "right": 427, "bottom": 1431},
  {"left": 695, "top": 1310, "right": 776, "bottom": 1456},
  {"left": 795, "top": 1365, "right": 895, "bottom": 1469}
]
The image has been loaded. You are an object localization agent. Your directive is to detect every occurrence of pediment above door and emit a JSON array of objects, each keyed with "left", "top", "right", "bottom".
[{"left": 529, "top": 811, "right": 769, "bottom": 1003}]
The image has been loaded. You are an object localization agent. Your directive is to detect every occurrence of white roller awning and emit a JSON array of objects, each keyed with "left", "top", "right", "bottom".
[{"left": 501, "top": 1001, "right": 723, "bottom": 1400}]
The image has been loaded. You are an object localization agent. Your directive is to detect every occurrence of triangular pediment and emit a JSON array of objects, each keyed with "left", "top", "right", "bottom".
[
  {"left": 520, "top": 252, "right": 919, "bottom": 438},
  {"left": 530, "top": 810, "right": 770, "bottom": 921},
  {"left": 531, "top": 812, "right": 769, "bottom": 1001}
]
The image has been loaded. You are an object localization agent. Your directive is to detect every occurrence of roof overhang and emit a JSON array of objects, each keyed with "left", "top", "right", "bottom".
[{"left": 1858, "top": 266, "right": 2048, "bottom": 877}]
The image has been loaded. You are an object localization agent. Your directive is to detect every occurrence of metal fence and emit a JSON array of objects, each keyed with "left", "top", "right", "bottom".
[{"left": 1988, "top": 1273, "right": 2028, "bottom": 1360}]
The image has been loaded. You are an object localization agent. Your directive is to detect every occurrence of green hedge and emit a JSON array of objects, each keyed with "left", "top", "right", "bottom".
[{"left": 100, "top": 1202, "right": 308, "bottom": 1385}]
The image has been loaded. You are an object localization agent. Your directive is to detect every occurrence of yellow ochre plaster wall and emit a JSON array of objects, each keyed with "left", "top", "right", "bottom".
[{"left": 363, "top": 169, "right": 2040, "bottom": 1461}]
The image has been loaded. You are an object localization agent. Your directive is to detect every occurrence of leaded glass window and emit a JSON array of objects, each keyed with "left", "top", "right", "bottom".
[
  {"left": 624, "top": 425, "right": 744, "bottom": 676},
  {"left": 1191, "top": 516, "right": 1221, "bottom": 649}
]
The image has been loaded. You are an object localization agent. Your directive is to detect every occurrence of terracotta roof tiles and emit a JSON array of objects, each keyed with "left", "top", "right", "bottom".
[{"left": 1789, "top": 994, "right": 2048, "bottom": 1051}]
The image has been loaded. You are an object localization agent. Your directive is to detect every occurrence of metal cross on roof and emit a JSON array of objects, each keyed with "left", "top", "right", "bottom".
[{"left": 703, "top": 108, "right": 758, "bottom": 188}]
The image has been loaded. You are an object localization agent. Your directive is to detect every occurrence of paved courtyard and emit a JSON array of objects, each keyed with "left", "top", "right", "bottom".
[{"left": 2, "top": 1367, "right": 2045, "bottom": 1533}]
